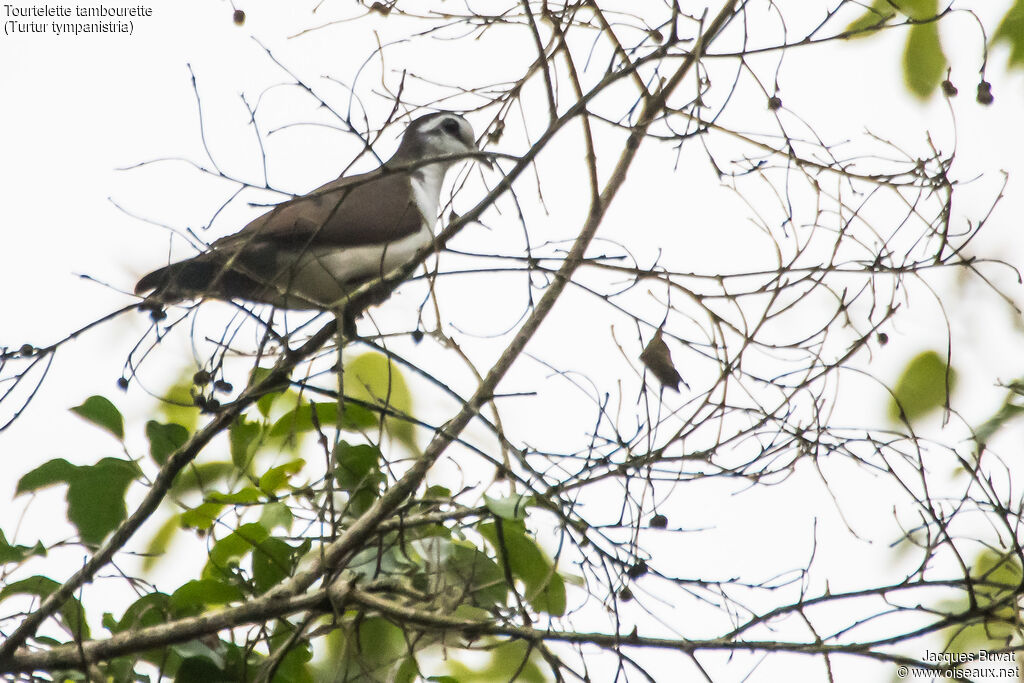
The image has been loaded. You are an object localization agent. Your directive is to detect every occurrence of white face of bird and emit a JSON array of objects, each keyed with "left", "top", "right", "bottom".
[{"left": 411, "top": 113, "right": 479, "bottom": 159}]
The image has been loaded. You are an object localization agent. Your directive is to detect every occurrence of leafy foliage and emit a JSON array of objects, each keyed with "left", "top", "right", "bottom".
[
  {"left": 70, "top": 395, "right": 124, "bottom": 440},
  {"left": 17, "top": 453, "right": 139, "bottom": 545},
  {"left": 941, "top": 551, "right": 1024, "bottom": 655},
  {"left": 843, "top": 0, "right": 1024, "bottom": 97},
  {"left": 478, "top": 520, "right": 567, "bottom": 616},
  {"left": 344, "top": 351, "right": 417, "bottom": 451},
  {"left": 15, "top": 354, "right": 573, "bottom": 680},
  {"left": 994, "top": 0, "right": 1024, "bottom": 67},
  {"left": 0, "top": 576, "right": 89, "bottom": 640},
  {"left": 145, "top": 420, "right": 188, "bottom": 465},
  {"left": 845, "top": 0, "right": 947, "bottom": 97},
  {"left": 887, "top": 350, "right": 957, "bottom": 422},
  {"left": 0, "top": 530, "right": 46, "bottom": 565},
  {"left": 973, "top": 380, "right": 1024, "bottom": 446},
  {"left": 902, "top": 19, "right": 946, "bottom": 97}
]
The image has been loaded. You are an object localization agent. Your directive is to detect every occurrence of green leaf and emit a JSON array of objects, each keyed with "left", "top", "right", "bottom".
[
  {"left": 251, "top": 537, "right": 299, "bottom": 593},
  {"left": 146, "top": 420, "right": 189, "bottom": 465},
  {"left": 0, "top": 574, "right": 59, "bottom": 601},
  {"left": 0, "top": 530, "right": 46, "bottom": 565},
  {"left": 844, "top": 0, "right": 948, "bottom": 98},
  {"left": 843, "top": 0, "right": 892, "bottom": 37},
  {"left": 180, "top": 502, "right": 224, "bottom": 530},
  {"left": 334, "top": 442, "right": 384, "bottom": 515},
  {"left": 158, "top": 374, "right": 201, "bottom": 433},
  {"left": 66, "top": 458, "right": 139, "bottom": 544},
  {"left": 942, "top": 551, "right": 1022, "bottom": 654},
  {"left": 203, "top": 522, "right": 270, "bottom": 580},
  {"left": 103, "top": 656, "right": 141, "bottom": 682},
  {"left": 898, "top": 0, "right": 939, "bottom": 21},
  {"left": 345, "top": 352, "right": 416, "bottom": 450},
  {"left": 17, "top": 458, "right": 140, "bottom": 545},
  {"left": 484, "top": 493, "right": 534, "bottom": 521},
  {"left": 445, "top": 542, "right": 508, "bottom": 608},
  {"left": 105, "top": 593, "right": 171, "bottom": 633},
  {"left": 229, "top": 417, "right": 261, "bottom": 471},
  {"left": 222, "top": 641, "right": 264, "bottom": 680},
  {"left": 269, "top": 402, "right": 376, "bottom": 439},
  {"left": 176, "top": 656, "right": 226, "bottom": 681},
  {"left": 0, "top": 575, "right": 90, "bottom": 639},
  {"left": 249, "top": 366, "right": 290, "bottom": 417},
  {"left": 334, "top": 443, "right": 381, "bottom": 490},
  {"left": 143, "top": 514, "right": 180, "bottom": 571},
  {"left": 170, "top": 579, "right": 244, "bottom": 614},
  {"left": 994, "top": 0, "right": 1024, "bottom": 68},
  {"left": 260, "top": 502, "right": 294, "bottom": 531},
  {"left": 266, "top": 622, "right": 313, "bottom": 683},
  {"left": 172, "top": 461, "right": 236, "bottom": 496},
  {"left": 258, "top": 459, "right": 305, "bottom": 494},
  {"left": 424, "top": 485, "right": 452, "bottom": 500},
  {"left": 206, "top": 487, "right": 264, "bottom": 505},
  {"left": 444, "top": 639, "right": 545, "bottom": 683},
  {"left": 395, "top": 657, "right": 421, "bottom": 683},
  {"left": 888, "top": 350, "right": 957, "bottom": 422},
  {"left": 974, "top": 386, "right": 1024, "bottom": 447},
  {"left": 350, "top": 617, "right": 406, "bottom": 679},
  {"left": 478, "top": 521, "right": 567, "bottom": 616},
  {"left": 16, "top": 458, "right": 78, "bottom": 494},
  {"left": 270, "top": 629, "right": 314, "bottom": 683},
  {"left": 71, "top": 395, "right": 124, "bottom": 440},
  {"left": 903, "top": 20, "right": 946, "bottom": 98}
]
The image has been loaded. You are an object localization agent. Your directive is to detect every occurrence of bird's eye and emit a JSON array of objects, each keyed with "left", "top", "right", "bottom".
[{"left": 441, "top": 118, "right": 461, "bottom": 136}]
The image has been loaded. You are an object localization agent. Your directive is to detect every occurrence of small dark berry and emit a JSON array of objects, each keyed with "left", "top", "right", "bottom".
[
  {"left": 411, "top": 330, "right": 424, "bottom": 343},
  {"left": 627, "top": 561, "right": 648, "bottom": 579},
  {"left": 193, "top": 370, "right": 212, "bottom": 386},
  {"left": 877, "top": 332, "right": 888, "bottom": 346},
  {"left": 204, "top": 398, "right": 221, "bottom": 413},
  {"left": 369, "top": 2, "right": 391, "bottom": 15},
  {"left": 649, "top": 29, "right": 664, "bottom": 43},
  {"left": 649, "top": 513, "right": 668, "bottom": 529},
  {"left": 213, "top": 380, "right": 233, "bottom": 393},
  {"left": 976, "top": 80, "right": 994, "bottom": 105},
  {"left": 149, "top": 308, "right": 167, "bottom": 322},
  {"left": 19, "top": 344, "right": 34, "bottom": 357},
  {"left": 767, "top": 95, "right": 782, "bottom": 111},
  {"left": 116, "top": 377, "right": 130, "bottom": 391},
  {"left": 232, "top": 9, "right": 245, "bottom": 25},
  {"left": 941, "top": 80, "right": 958, "bottom": 98},
  {"left": 618, "top": 587, "right": 633, "bottom": 602}
]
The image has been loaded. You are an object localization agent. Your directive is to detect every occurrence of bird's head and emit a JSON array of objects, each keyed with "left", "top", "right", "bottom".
[{"left": 393, "top": 112, "right": 482, "bottom": 166}]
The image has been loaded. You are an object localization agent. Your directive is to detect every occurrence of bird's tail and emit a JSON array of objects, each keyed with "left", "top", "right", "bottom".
[{"left": 135, "top": 259, "right": 219, "bottom": 301}]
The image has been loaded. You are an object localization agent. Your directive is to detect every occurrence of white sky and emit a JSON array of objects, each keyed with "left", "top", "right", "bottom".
[{"left": 2, "top": 1, "right": 1024, "bottom": 681}]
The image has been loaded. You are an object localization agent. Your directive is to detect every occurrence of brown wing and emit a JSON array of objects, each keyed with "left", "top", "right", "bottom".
[{"left": 215, "top": 168, "right": 424, "bottom": 252}]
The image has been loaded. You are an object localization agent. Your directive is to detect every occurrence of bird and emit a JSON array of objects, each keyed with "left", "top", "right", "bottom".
[
  {"left": 135, "top": 112, "right": 482, "bottom": 312},
  {"left": 640, "top": 328, "right": 687, "bottom": 392}
]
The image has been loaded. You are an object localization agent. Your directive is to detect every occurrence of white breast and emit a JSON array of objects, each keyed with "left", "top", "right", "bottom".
[
  {"left": 274, "top": 224, "right": 432, "bottom": 308},
  {"left": 409, "top": 162, "right": 448, "bottom": 225},
  {"left": 256, "top": 165, "right": 448, "bottom": 309}
]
